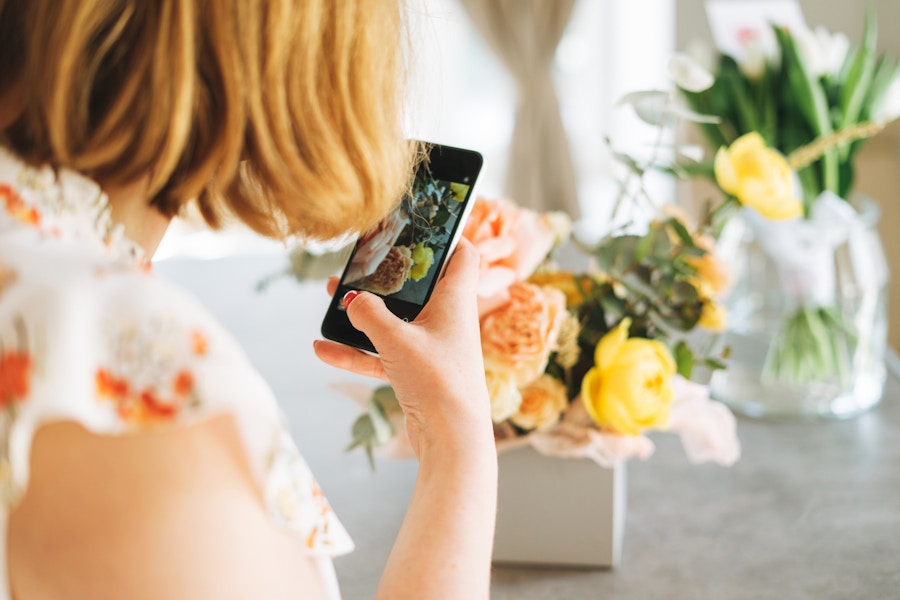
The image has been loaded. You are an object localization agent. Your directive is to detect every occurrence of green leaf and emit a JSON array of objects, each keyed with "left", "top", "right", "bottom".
[
  {"left": 674, "top": 340, "right": 694, "bottom": 379},
  {"left": 774, "top": 25, "right": 838, "bottom": 194},
  {"left": 433, "top": 208, "right": 451, "bottom": 227},
  {"left": 345, "top": 387, "right": 400, "bottom": 471},
  {"left": 659, "top": 160, "right": 716, "bottom": 181},
  {"left": 721, "top": 67, "right": 759, "bottom": 134},
  {"left": 345, "top": 414, "right": 380, "bottom": 470},
  {"left": 862, "top": 56, "right": 899, "bottom": 122},
  {"left": 840, "top": 8, "right": 878, "bottom": 132},
  {"left": 635, "top": 227, "right": 658, "bottom": 262},
  {"left": 670, "top": 280, "right": 700, "bottom": 304},
  {"left": 372, "top": 385, "right": 402, "bottom": 416},
  {"left": 668, "top": 218, "right": 695, "bottom": 248},
  {"left": 703, "top": 358, "right": 728, "bottom": 371}
]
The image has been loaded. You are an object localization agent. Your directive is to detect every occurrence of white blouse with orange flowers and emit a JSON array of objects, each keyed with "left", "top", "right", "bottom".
[{"left": 0, "top": 146, "right": 352, "bottom": 600}]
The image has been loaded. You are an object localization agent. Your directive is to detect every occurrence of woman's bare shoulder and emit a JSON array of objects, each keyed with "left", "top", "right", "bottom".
[{"left": 7, "top": 416, "right": 329, "bottom": 600}]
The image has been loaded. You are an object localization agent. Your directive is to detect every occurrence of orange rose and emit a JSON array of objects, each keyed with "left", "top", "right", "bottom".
[
  {"left": 687, "top": 235, "right": 731, "bottom": 298},
  {"left": 511, "top": 375, "right": 569, "bottom": 431},
  {"left": 480, "top": 282, "right": 567, "bottom": 386},
  {"left": 462, "top": 197, "right": 557, "bottom": 315},
  {"left": 698, "top": 300, "right": 727, "bottom": 331},
  {"left": 354, "top": 245, "right": 413, "bottom": 296}
]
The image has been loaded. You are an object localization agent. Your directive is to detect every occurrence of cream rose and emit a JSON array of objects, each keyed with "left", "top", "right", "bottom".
[
  {"left": 480, "top": 282, "right": 567, "bottom": 386},
  {"left": 484, "top": 358, "right": 522, "bottom": 423},
  {"left": 511, "top": 375, "right": 569, "bottom": 431}
]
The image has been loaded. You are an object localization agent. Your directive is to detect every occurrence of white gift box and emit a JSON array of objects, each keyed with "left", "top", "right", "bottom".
[{"left": 492, "top": 445, "right": 626, "bottom": 568}]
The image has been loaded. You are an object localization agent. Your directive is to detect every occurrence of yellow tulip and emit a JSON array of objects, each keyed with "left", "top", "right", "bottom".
[
  {"left": 580, "top": 318, "right": 675, "bottom": 436},
  {"left": 714, "top": 132, "right": 803, "bottom": 220}
]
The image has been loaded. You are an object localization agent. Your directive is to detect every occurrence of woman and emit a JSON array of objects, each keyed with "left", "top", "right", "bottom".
[{"left": 0, "top": 1, "right": 497, "bottom": 598}]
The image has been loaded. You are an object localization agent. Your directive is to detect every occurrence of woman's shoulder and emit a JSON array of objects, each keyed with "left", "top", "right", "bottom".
[{"left": 0, "top": 250, "right": 351, "bottom": 552}]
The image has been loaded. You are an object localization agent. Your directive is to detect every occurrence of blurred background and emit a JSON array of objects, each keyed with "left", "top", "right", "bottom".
[{"left": 157, "top": 0, "right": 900, "bottom": 348}]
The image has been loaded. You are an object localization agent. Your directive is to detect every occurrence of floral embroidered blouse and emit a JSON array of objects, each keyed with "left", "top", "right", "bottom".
[{"left": 0, "top": 146, "right": 353, "bottom": 599}]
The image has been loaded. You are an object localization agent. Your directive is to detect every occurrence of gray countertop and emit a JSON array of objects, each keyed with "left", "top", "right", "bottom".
[{"left": 157, "top": 255, "right": 900, "bottom": 600}]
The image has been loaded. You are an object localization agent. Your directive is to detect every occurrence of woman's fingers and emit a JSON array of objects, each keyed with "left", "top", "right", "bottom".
[
  {"left": 313, "top": 340, "right": 389, "bottom": 381},
  {"left": 343, "top": 291, "right": 408, "bottom": 352},
  {"left": 326, "top": 276, "right": 339, "bottom": 296}
]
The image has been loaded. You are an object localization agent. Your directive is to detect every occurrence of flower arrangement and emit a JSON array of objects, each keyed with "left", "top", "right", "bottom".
[
  {"left": 342, "top": 195, "right": 740, "bottom": 470},
  {"left": 619, "top": 10, "right": 899, "bottom": 394}
]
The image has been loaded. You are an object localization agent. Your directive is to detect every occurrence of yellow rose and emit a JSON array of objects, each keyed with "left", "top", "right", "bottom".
[
  {"left": 527, "top": 271, "right": 588, "bottom": 308},
  {"left": 484, "top": 358, "right": 523, "bottom": 423},
  {"left": 714, "top": 132, "right": 803, "bottom": 220},
  {"left": 409, "top": 242, "right": 434, "bottom": 282},
  {"left": 449, "top": 182, "right": 469, "bottom": 202},
  {"left": 511, "top": 375, "right": 569, "bottom": 431},
  {"left": 580, "top": 318, "right": 675, "bottom": 436},
  {"left": 698, "top": 299, "right": 727, "bottom": 331}
]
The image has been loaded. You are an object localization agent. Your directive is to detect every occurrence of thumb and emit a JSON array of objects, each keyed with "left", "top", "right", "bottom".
[
  {"left": 432, "top": 238, "right": 481, "bottom": 303},
  {"left": 344, "top": 291, "right": 406, "bottom": 350}
]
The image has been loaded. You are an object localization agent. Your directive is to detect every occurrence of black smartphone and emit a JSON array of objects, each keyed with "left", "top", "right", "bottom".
[{"left": 321, "top": 142, "right": 483, "bottom": 353}]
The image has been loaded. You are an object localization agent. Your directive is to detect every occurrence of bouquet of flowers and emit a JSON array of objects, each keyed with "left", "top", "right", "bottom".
[
  {"left": 650, "top": 10, "right": 899, "bottom": 390},
  {"left": 341, "top": 195, "right": 740, "bottom": 470}
]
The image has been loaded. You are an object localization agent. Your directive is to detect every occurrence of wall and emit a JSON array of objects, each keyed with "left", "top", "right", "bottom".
[{"left": 676, "top": 0, "right": 900, "bottom": 349}]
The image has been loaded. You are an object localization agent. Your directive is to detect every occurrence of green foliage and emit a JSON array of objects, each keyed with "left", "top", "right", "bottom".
[
  {"left": 397, "top": 176, "right": 463, "bottom": 249},
  {"left": 344, "top": 386, "right": 403, "bottom": 470}
]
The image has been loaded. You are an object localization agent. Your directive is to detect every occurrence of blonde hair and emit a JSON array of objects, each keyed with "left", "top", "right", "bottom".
[{"left": 0, "top": 0, "right": 415, "bottom": 240}]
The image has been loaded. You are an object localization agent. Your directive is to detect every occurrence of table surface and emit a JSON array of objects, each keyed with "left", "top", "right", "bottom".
[{"left": 156, "top": 254, "right": 900, "bottom": 600}]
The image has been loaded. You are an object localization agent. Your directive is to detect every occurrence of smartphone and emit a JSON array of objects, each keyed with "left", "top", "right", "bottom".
[{"left": 321, "top": 142, "right": 483, "bottom": 353}]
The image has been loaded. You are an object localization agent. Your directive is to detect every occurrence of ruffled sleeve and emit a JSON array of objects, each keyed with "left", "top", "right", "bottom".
[{"left": 0, "top": 254, "right": 353, "bottom": 557}]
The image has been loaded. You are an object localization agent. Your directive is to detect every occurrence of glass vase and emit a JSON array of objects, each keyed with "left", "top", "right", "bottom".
[{"left": 709, "top": 198, "right": 889, "bottom": 420}]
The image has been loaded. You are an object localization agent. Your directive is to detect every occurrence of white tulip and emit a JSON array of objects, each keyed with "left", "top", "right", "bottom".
[
  {"left": 668, "top": 53, "right": 715, "bottom": 92},
  {"left": 872, "top": 76, "right": 900, "bottom": 124},
  {"left": 738, "top": 29, "right": 778, "bottom": 80},
  {"left": 794, "top": 25, "right": 849, "bottom": 79},
  {"left": 685, "top": 38, "right": 718, "bottom": 74}
]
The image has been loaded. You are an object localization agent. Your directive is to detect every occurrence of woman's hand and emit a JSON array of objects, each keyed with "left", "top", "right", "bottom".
[
  {"left": 315, "top": 238, "right": 496, "bottom": 599},
  {"left": 314, "top": 238, "right": 493, "bottom": 459}
]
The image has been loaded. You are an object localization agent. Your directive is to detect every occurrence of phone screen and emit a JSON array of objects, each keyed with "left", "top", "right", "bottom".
[{"left": 322, "top": 143, "right": 482, "bottom": 353}]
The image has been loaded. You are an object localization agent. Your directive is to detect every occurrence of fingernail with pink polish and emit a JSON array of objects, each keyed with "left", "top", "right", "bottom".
[{"left": 342, "top": 290, "right": 361, "bottom": 309}]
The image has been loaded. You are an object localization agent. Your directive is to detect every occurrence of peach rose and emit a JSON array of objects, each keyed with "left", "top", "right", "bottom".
[
  {"left": 480, "top": 282, "right": 567, "bottom": 386},
  {"left": 511, "top": 374, "right": 569, "bottom": 431},
  {"left": 462, "top": 197, "right": 557, "bottom": 315},
  {"left": 354, "top": 245, "right": 413, "bottom": 296}
]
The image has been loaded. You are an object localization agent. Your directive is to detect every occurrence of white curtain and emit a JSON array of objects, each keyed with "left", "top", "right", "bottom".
[{"left": 457, "top": 0, "right": 579, "bottom": 217}]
